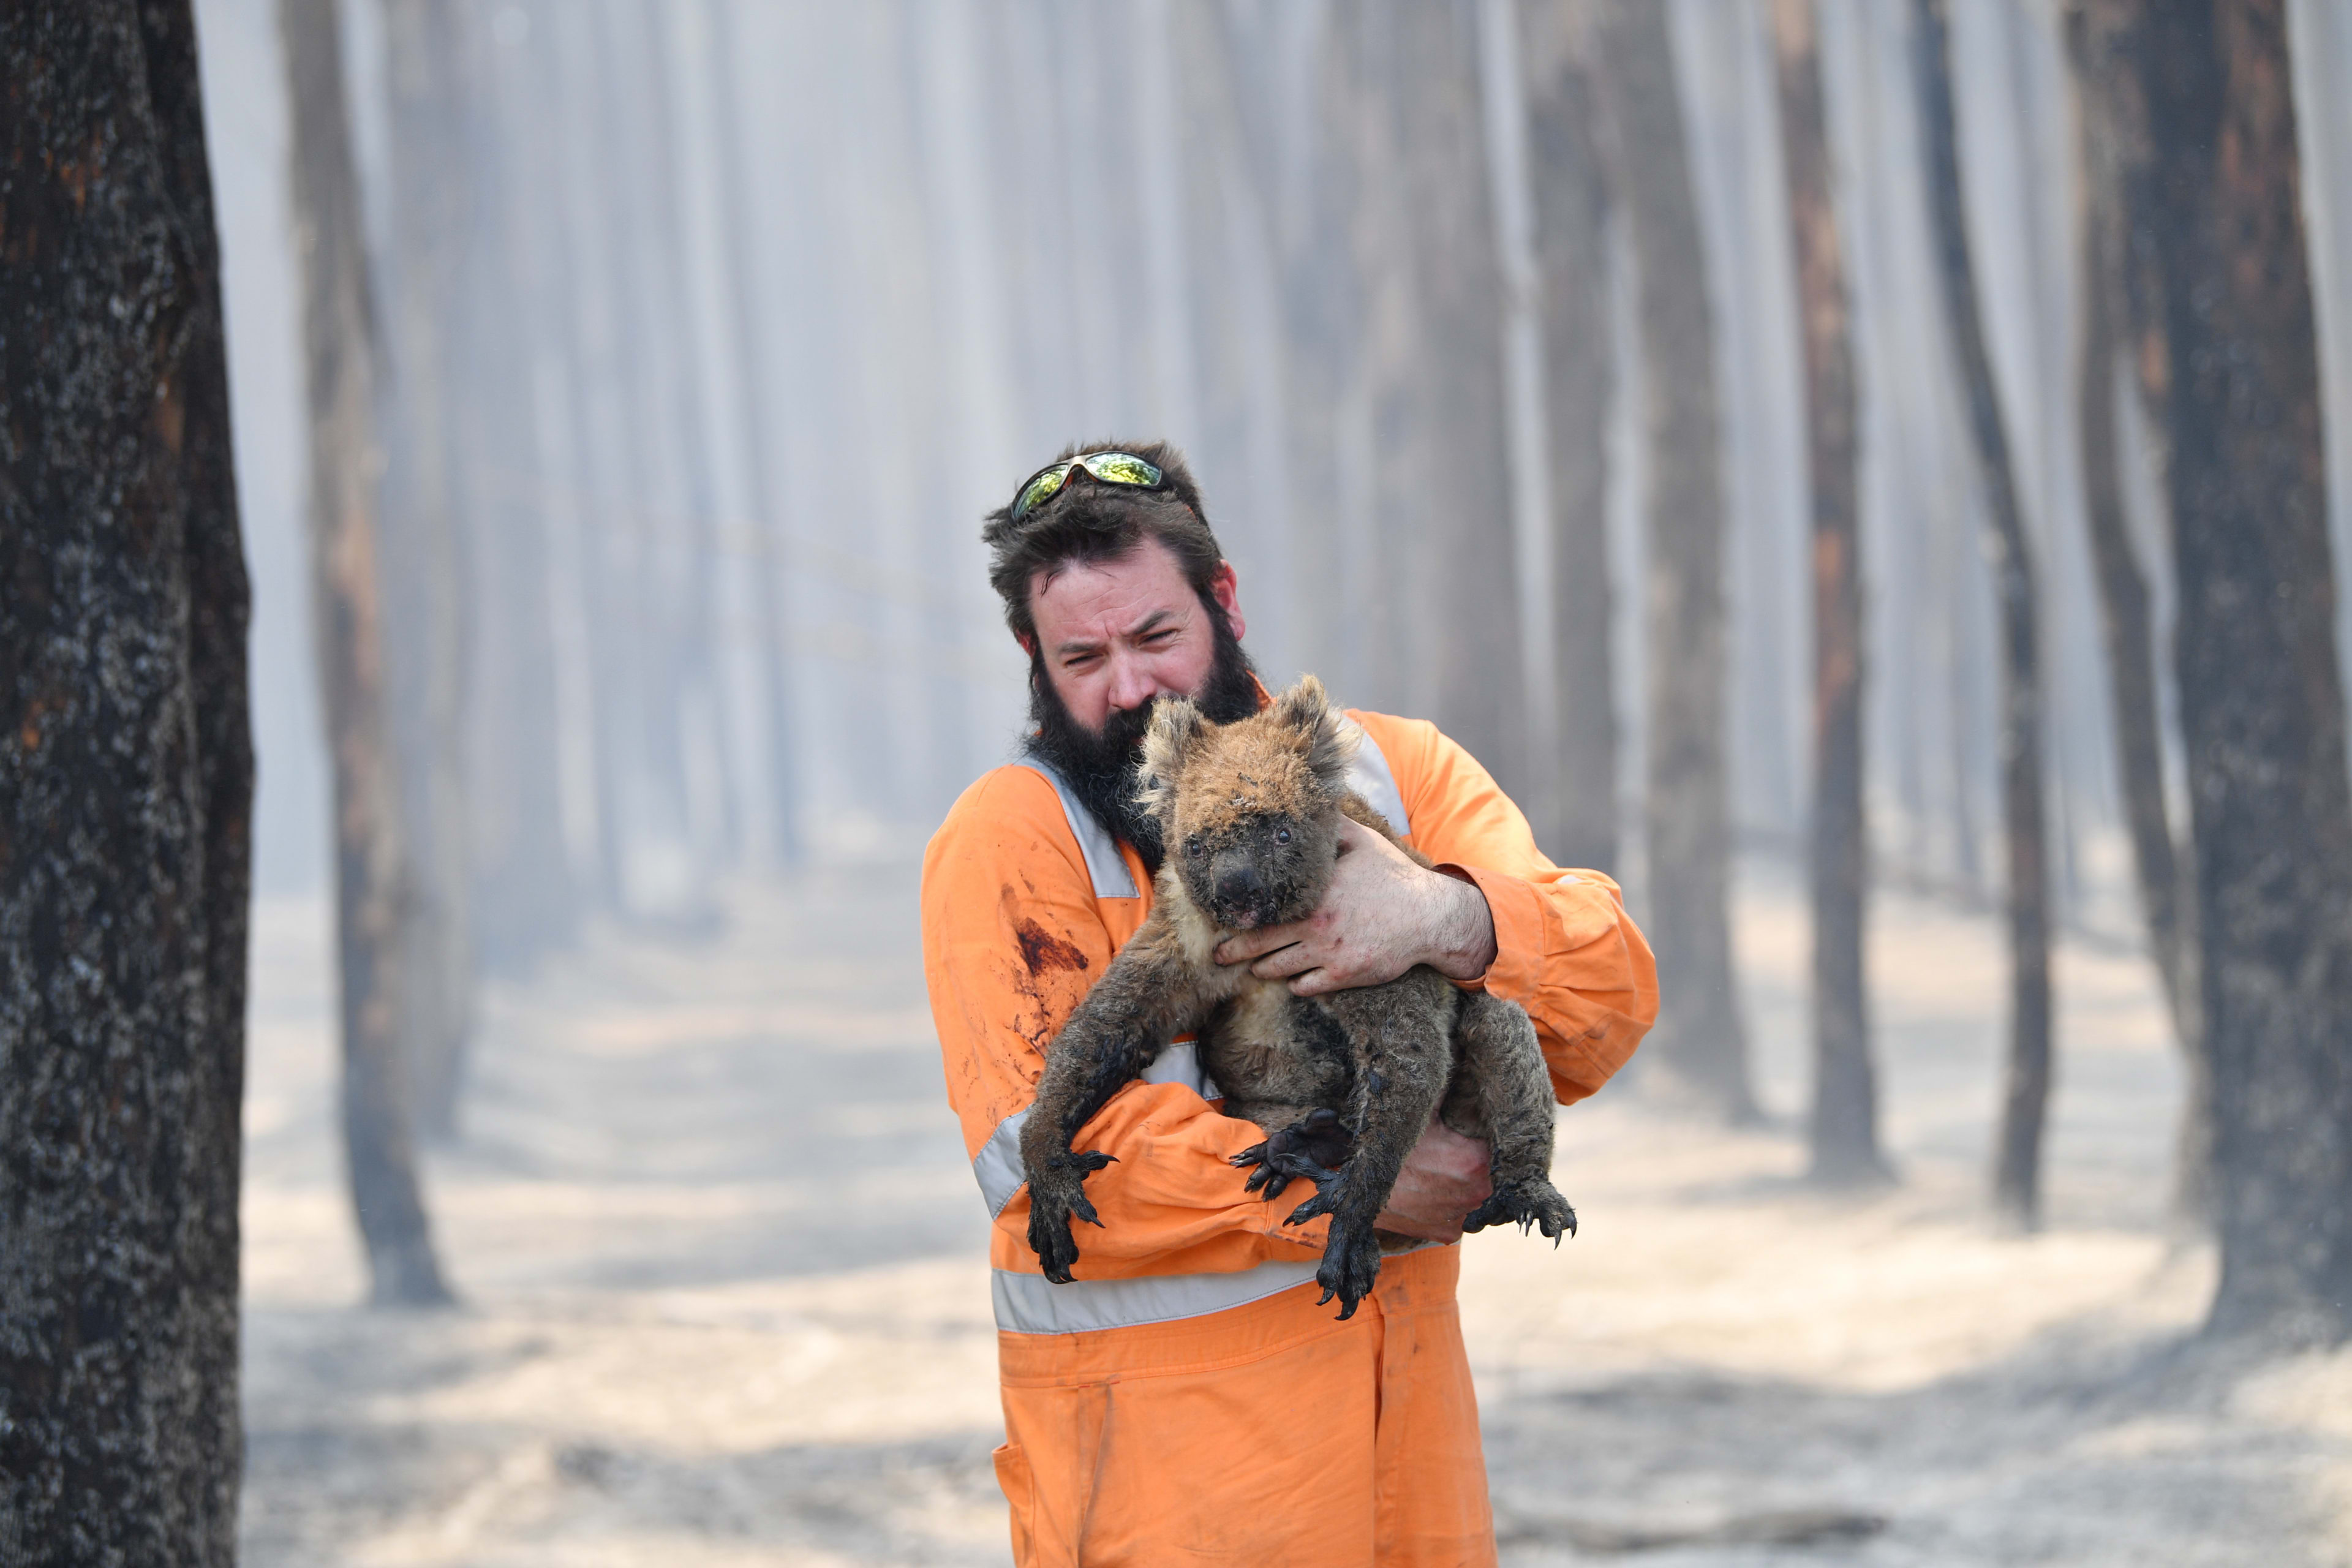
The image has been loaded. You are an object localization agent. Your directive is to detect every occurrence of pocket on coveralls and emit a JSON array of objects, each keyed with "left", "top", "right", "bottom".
[{"left": 993, "top": 1441, "right": 1036, "bottom": 1564}]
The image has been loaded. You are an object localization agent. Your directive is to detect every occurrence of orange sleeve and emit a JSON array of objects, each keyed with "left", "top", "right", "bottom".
[
  {"left": 1351, "top": 711, "right": 1659, "bottom": 1106},
  {"left": 921, "top": 767, "right": 1329, "bottom": 1280}
]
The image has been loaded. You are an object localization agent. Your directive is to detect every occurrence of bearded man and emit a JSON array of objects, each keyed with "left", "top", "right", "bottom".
[{"left": 921, "top": 442, "right": 1657, "bottom": 1567}]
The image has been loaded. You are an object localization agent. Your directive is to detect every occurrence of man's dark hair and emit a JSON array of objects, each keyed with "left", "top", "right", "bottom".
[{"left": 981, "top": 439, "right": 1222, "bottom": 644}]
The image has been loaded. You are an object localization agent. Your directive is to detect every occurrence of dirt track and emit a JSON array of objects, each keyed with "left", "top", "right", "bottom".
[{"left": 238, "top": 859, "right": 2352, "bottom": 1566}]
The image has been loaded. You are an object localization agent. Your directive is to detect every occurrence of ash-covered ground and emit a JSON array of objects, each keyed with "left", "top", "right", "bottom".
[{"left": 238, "top": 861, "right": 2352, "bottom": 1566}]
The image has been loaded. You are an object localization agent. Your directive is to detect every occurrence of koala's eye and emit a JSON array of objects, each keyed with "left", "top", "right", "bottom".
[
  {"left": 1274, "top": 827, "right": 1292, "bottom": 845},
  {"left": 1186, "top": 838, "right": 1206, "bottom": 859}
]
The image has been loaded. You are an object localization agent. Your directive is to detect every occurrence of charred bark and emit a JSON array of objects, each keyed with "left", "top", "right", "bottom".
[
  {"left": 281, "top": 0, "right": 454, "bottom": 1306},
  {"left": 1592, "top": 0, "right": 1754, "bottom": 1123},
  {"left": 1773, "top": 0, "right": 1885, "bottom": 1185},
  {"left": 1520, "top": 0, "right": 1618, "bottom": 878},
  {"left": 1914, "top": 0, "right": 2053, "bottom": 1230},
  {"left": 380, "top": 0, "right": 475, "bottom": 1139},
  {"left": 0, "top": 4, "right": 250, "bottom": 1556},
  {"left": 2139, "top": 0, "right": 2352, "bottom": 1343},
  {"left": 2065, "top": 0, "right": 2211, "bottom": 1225}
]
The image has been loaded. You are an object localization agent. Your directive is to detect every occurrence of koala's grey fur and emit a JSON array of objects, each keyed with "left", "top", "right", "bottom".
[{"left": 1019, "top": 676, "right": 1575, "bottom": 1319}]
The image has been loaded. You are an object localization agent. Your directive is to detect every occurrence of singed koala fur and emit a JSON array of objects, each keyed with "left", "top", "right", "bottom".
[{"left": 1019, "top": 676, "right": 1575, "bottom": 1319}]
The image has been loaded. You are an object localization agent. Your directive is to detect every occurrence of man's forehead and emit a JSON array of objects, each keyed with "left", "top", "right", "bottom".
[{"left": 1031, "top": 541, "right": 1196, "bottom": 643}]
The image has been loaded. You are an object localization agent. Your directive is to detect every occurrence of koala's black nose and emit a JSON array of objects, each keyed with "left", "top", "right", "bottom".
[{"left": 1215, "top": 864, "right": 1264, "bottom": 909}]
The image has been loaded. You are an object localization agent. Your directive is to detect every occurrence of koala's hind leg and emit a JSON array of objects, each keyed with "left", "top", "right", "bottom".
[
  {"left": 1449, "top": 994, "right": 1577, "bottom": 1242},
  {"left": 1229, "top": 1104, "right": 1351, "bottom": 1200},
  {"left": 1287, "top": 981, "right": 1453, "bottom": 1319}
]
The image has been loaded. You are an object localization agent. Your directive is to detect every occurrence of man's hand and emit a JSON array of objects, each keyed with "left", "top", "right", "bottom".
[
  {"left": 1373, "top": 1115, "right": 1493, "bottom": 1243},
  {"left": 1213, "top": 817, "right": 1497, "bottom": 995}
]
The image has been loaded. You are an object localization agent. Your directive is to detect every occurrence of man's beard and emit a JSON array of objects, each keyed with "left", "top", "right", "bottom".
[{"left": 1026, "top": 601, "right": 1261, "bottom": 876}]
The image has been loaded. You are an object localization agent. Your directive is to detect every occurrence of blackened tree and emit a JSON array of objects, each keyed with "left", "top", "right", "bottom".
[
  {"left": 1519, "top": 0, "right": 1618, "bottom": 878},
  {"left": 1913, "top": 0, "right": 2055, "bottom": 1229},
  {"left": 1772, "top": 0, "right": 1887, "bottom": 1184},
  {"left": 281, "top": 0, "right": 454, "bottom": 1306},
  {"left": 2140, "top": 0, "right": 2352, "bottom": 1342},
  {"left": 2067, "top": 0, "right": 2211, "bottom": 1224},
  {"left": 0, "top": 5, "right": 251, "bottom": 1558}
]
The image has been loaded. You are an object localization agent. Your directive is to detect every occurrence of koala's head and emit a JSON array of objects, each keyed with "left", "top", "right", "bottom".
[{"left": 1135, "top": 675, "right": 1357, "bottom": 931}]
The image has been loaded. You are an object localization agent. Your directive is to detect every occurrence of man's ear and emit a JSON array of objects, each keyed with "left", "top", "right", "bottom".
[
  {"left": 1136, "top": 695, "right": 1208, "bottom": 817},
  {"left": 1208, "top": 560, "right": 1245, "bottom": 644},
  {"left": 1275, "top": 674, "right": 1356, "bottom": 791},
  {"left": 1014, "top": 630, "right": 1036, "bottom": 658}
]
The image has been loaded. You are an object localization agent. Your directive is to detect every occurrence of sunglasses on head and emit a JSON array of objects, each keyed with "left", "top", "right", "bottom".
[{"left": 1008, "top": 451, "right": 1169, "bottom": 521}]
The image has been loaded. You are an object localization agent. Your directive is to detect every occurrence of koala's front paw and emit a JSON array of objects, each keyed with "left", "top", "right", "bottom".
[
  {"left": 1313, "top": 1215, "right": 1384, "bottom": 1321},
  {"left": 1023, "top": 1150, "right": 1117, "bottom": 1284},
  {"left": 1461, "top": 1178, "right": 1578, "bottom": 1244}
]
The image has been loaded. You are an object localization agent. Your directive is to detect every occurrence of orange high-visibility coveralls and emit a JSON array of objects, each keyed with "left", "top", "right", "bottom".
[{"left": 922, "top": 708, "right": 1657, "bottom": 1567}]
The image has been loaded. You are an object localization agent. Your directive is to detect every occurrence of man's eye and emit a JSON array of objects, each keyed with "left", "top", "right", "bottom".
[{"left": 1274, "top": 828, "right": 1291, "bottom": 845}]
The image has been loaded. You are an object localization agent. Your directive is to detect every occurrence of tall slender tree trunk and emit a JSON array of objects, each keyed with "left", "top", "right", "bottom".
[
  {"left": 1773, "top": 0, "right": 1885, "bottom": 1184},
  {"left": 1913, "top": 0, "right": 2054, "bottom": 1229},
  {"left": 380, "top": 0, "right": 475, "bottom": 1140},
  {"left": 2138, "top": 0, "right": 2352, "bottom": 1344},
  {"left": 0, "top": 6, "right": 250, "bottom": 1556},
  {"left": 706, "top": 0, "right": 801, "bottom": 867},
  {"left": 458, "top": 2, "right": 579, "bottom": 976},
  {"left": 1519, "top": 0, "right": 1618, "bottom": 877},
  {"left": 281, "top": 0, "right": 453, "bottom": 1307},
  {"left": 1344, "top": 1, "right": 1525, "bottom": 791},
  {"left": 2065, "top": 0, "right": 2211, "bottom": 1225},
  {"left": 1593, "top": 0, "right": 1754, "bottom": 1122}
]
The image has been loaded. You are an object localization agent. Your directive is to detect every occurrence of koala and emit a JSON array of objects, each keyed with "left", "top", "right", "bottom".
[{"left": 1019, "top": 675, "right": 1576, "bottom": 1319}]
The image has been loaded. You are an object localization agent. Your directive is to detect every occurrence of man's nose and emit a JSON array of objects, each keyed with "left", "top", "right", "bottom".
[{"left": 1104, "top": 654, "right": 1162, "bottom": 715}]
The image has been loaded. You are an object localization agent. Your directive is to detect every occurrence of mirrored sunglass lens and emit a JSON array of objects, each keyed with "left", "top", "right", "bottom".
[
  {"left": 1081, "top": 453, "right": 1163, "bottom": 487},
  {"left": 1015, "top": 467, "right": 1069, "bottom": 518}
]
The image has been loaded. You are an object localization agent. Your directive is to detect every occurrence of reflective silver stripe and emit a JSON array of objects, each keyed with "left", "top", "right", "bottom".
[
  {"left": 1019, "top": 755, "right": 1140, "bottom": 899},
  {"left": 992, "top": 1257, "right": 1324, "bottom": 1335},
  {"left": 972, "top": 1106, "right": 1030, "bottom": 1218},
  {"left": 1341, "top": 720, "right": 1411, "bottom": 837},
  {"left": 970, "top": 1041, "right": 1213, "bottom": 1218},
  {"left": 1138, "top": 1038, "right": 1219, "bottom": 1101}
]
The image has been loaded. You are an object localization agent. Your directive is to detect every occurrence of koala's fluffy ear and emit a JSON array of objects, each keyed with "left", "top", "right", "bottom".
[
  {"left": 1136, "top": 695, "right": 1208, "bottom": 818},
  {"left": 1273, "top": 674, "right": 1357, "bottom": 793}
]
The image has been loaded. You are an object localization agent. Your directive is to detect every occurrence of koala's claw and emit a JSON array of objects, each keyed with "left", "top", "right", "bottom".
[
  {"left": 1314, "top": 1218, "right": 1382, "bottom": 1320},
  {"left": 1461, "top": 1180, "right": 1578, "bottom": 1244},
  {"left": 1027, "top": 1194, "right": 1083, "bottom": 1283},
  {"left": 1289, "top": 1185, "right": 1345, "bottom": 1232},
  {"left": 1025, "top": 1152, "right": 1118, "bottom": 1284},
  {"left": 1231, "top": 1141, "right": 1330, "bottom": 1202}
]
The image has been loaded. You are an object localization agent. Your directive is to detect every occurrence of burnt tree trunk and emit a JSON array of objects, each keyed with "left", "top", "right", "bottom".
[
  {"left": 0, "top": 5, "right": 250, "bottom": 1557},
  {"left": 1593, "top": 0, "right": 1754, "bottom": 1122},
  {"left": 380, "top": 0, "right": 475, "bottom": 1140},
  {"left": 1519, "top": 0, "right": 1618, "bottom": 876},
  {"left": 2139, "top": 0, "right": 2352, "bottom": 1343},
  {"left": 2066, "top": 0, "right": 2211, "bottom": 1225},
  {"left": 1773, "top": 0, "right": 1886, "bottom": 1184},
  {"left": 1914, "top": 0, "right": 2054, "bottom": 1229},
  {"left": 281, "top": 0, "right": 454, "bottom": 1306}
]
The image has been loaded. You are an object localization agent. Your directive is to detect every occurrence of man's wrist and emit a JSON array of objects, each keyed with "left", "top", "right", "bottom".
[{"left": 1425, "top": 865, "right": 1498, "bottom": 981}]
